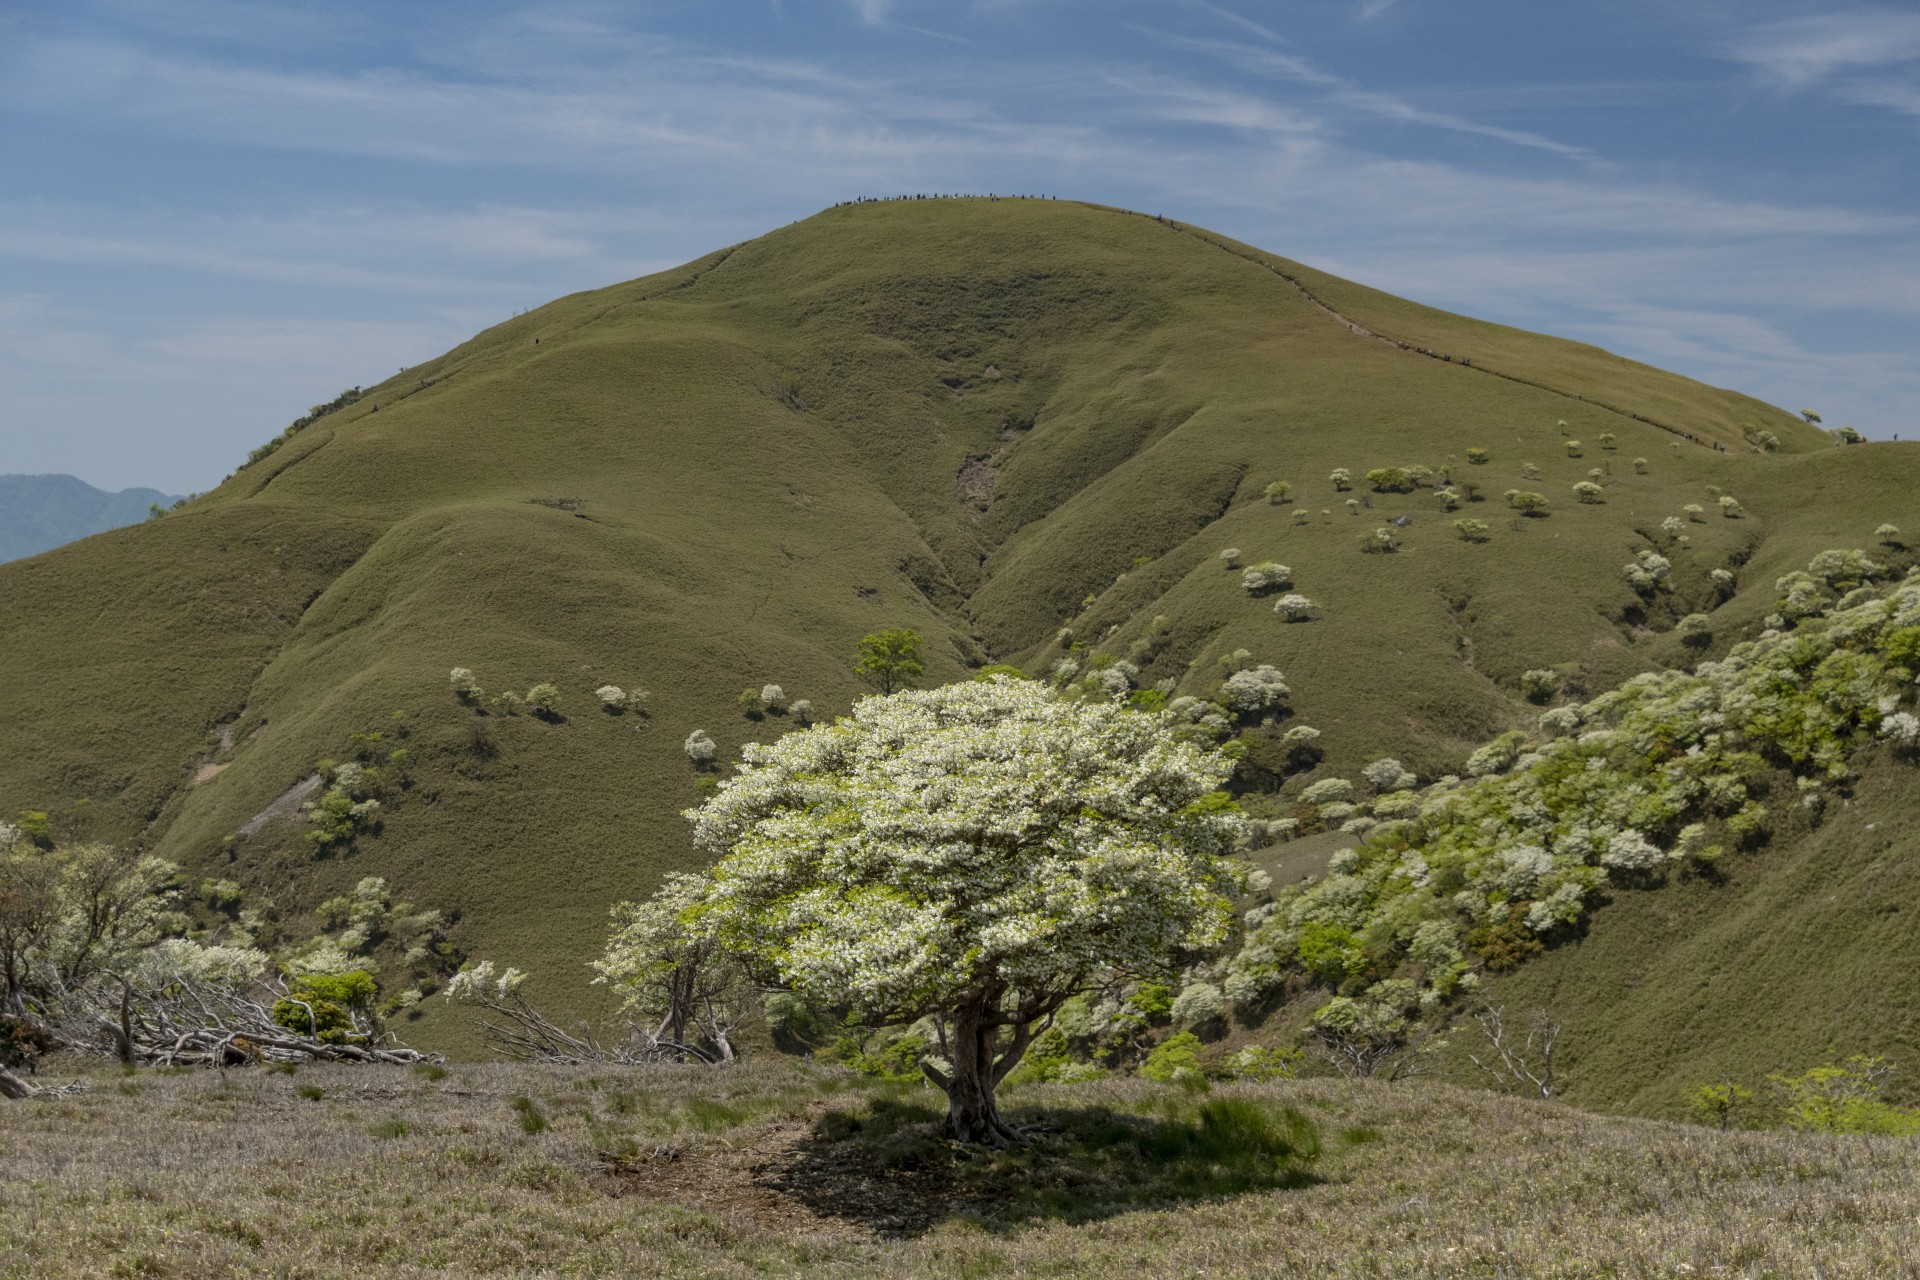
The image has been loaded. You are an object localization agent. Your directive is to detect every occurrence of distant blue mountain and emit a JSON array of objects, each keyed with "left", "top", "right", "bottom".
[{"left": 0, "top": 474, "right": 184, "bottom": 563}]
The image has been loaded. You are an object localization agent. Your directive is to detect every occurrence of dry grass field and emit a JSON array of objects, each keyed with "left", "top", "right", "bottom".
[{"left": 6, "top": 1058, "right": 1918, "bottom": 1278}]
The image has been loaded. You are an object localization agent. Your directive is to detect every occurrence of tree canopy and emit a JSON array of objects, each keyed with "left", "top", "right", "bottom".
[
  {"left": 852, "top": 627, "right": 925, "bottom": 694},
  {"left": 684, "top": 677, "right": 1245, "bottom": 1142}
]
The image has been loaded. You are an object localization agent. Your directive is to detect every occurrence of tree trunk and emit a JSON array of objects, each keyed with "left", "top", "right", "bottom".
[
  {"left": 0, "top": 1066, "right": 37, "bottom": 1099},
  {"left": 937, "top": 1003, "right": 1022, "bottom": 1145}
]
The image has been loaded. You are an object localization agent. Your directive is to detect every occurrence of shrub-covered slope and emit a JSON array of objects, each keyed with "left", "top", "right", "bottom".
[
  {"left": 0, "top": 197, "right": 1915, "bottom": 1045},
  {"left": 1220, "top": 557, "right": 1920, "bottom": 1114}
]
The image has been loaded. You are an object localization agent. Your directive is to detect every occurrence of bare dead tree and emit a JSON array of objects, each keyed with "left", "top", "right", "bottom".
[
  {"left": 1467, "top": 1003, "right": 1561, "bottom": 1100},
  {"left": 45, "top": 972, "right": 437, "bottom": 1068},
  {"left": 449, "top": 961, "right": 720, "bottom": 1066}
]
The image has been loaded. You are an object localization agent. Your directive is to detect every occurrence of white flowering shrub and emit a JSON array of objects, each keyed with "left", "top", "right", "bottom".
[
  {"left": 1281, "top": 724, "right": 1321, "bottom": 749},
  {"left": 790, "top": 699, "right": 814, "bottom": 725},
  {"left": 1465, "top": 731, "right": 1529, "bottom": 777},
  {"left": 303, "top": 763, "right": 383, "bottom": 849},
  {"left": 1082, "top": 662, "right": 1134, "bottom": 701},
  {"left": 1218, "top": 547, "right": 1242, "bottom": 569},
  {"left": 1711, "top": 567, "right": 1736, "bottom": 596},
  {"left": 1242, "top": 562, "right": 1293, "bottom": 594},
  {"left": 1170, "top": 981, "right": 1225, "bottom": 1026},
  {"left": 1660, "top": 516, "right": 1685, "bottom": 539},
  {"left": 1775, "top": 571, "right": 1830, "bottom": 622},
  {"left": 1601, "top": 830, "right": 1666, "bottom": 871},
  {"left": 760, "top": 684, "right": 787, "bottom": 713},
  {"left": 1272, "top": 593, "right": 1315, "bottom": 622},
  {"left": 1220, "top": 664, "right": 1290, "bottom": 715},
  {"left": 1572, "top": 481, "right": 1603, "bottom": 504},
  {"left": 1884, "top": 712, "right": 1920, "bottom": 745},
  {"left": 683, "top": 729, "right": 717, "bottom": 764},
  {"left": 686, "top": 677, "right": 1244, "bottom": 1144},
  {"left": 1676, "top": 614, "right": 1712, "bottom": 646},
  {"left": 1808, "top": 549, "right": 1883, "bottom": 590},
  {"left": 1539, "top": 706, "right": 1582, "bottom": 736},
  {"left": 1329, "top": 468, "right": 1352, "bottom": 491},
  {"left": 1362, "top": 757, "right": 1417, "bottom": 792},
  {"left": 1719, "top": 495, "right": 1744, "bottom": 517},
  {"left": 1878, "top": 524, "right": 1903, "bottom": 547},
  {"left": 449, "top": 667, "right": 480, "bottom": 698},
  {"left": 447, "top": 959, "right": 528, "bottom": 1005},
  {"left": 596, "top": 685, "right": 627, "bottom": 710},
  {"left": 1299, "top": 777, "right": 1354, "bottom": 806}
]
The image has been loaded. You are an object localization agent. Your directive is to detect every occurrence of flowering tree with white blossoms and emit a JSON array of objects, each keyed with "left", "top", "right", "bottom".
[{"left": 684, "top": 677, "right": 1245, "bottom": 1144}]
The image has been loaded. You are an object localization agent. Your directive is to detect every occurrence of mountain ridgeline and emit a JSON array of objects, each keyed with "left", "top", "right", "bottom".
[
  {"left": 2, "top": 198, "right": 1916, "bottom": 1108},
  {"left": 0, "top": 474, "right": 183, "bottom": 563}
]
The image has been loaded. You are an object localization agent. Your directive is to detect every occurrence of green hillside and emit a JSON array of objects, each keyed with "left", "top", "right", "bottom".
[{"left": 2, "top": 197, "right": 1916, "bottom": 1084}]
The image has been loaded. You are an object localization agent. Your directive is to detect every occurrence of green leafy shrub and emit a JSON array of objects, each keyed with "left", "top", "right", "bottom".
[
  {"left": 1452, "top": 518, "right": 1491, "bottom": 543},
  {"left": 1687, "top": 1082, "right": 1756, "bottom": 1130},
  {"left": 1365, "top": 467, "right": 1415, "bottom": 494},
  {"left": 526, "top": 683, "right": 562, "bottom": 719},
  {"left": 1141, "top": 1031, "right": 1205, "bottom": 1082},
  {"left": 271, "top": 970, "right": 378, "bottom": 1044},
  {"left": 1769, "top": 1058, "right": 1920, "bottom": 1135}
]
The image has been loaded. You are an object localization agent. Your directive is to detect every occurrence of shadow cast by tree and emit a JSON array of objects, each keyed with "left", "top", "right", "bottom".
[{"left": 755, "top": 1094, "right": 1322, "bottom": 1238}]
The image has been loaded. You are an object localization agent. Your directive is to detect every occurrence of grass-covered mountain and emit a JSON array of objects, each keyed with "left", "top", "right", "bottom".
[
  {"left": 0, "top": 473, "right": 181, "bottom": 563},
  {"left": 2, "top": 198, "right": 1917, "bottom": 1098}
]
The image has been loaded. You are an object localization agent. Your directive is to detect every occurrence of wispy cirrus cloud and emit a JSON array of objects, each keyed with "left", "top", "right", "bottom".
[
  {"left": 1722, "top": 9, "right": 1920, "bottom": 87},
  {"left": 1153, "top": 29, "right": 1598, "bottom": 160}
]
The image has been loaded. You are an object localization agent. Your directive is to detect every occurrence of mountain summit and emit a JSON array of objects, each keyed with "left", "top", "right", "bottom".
[{"left": 2, "top": 198, "right": 1913, "bottom": 1082}]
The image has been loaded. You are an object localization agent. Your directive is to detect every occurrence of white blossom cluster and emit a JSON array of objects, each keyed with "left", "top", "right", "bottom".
[
  {"left": 447, "top": 958, "right": 529, "bottom": 1004},
  {"left": 1241, "top": 562, "right": 1293, "bottom": 594},
  {"left": 683, "top": 678, "right": 1245, "bottom": 1025},
  {"left": 1272, "top": 593, "right": 1315, "bottom": 622},
  {"left": 1362, "top": 757, "right": 1418, "bottom": 792},
  {"left": 1220, "top": 664, "right": 1291, "bottom": 715}
]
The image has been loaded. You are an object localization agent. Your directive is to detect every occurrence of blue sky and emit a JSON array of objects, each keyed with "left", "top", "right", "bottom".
[{"left": 2, "top": 0, "right": 1916, "bottom": 492}]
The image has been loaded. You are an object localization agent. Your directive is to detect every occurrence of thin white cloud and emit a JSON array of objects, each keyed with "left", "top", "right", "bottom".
[
  {"left": 1722, "top": 10, "right": 1920, "bottom": 86},
  {"left": 1152, "top": 30, "right": 1598, "bottom": 160},
  {"left": 1845, "top": 79, "right": 1920, "bottom": 116}
]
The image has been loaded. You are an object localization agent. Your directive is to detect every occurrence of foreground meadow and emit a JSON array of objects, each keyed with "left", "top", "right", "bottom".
[{"left": 3, "top": 1059, "right": 1916, "bottom": 1278}]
